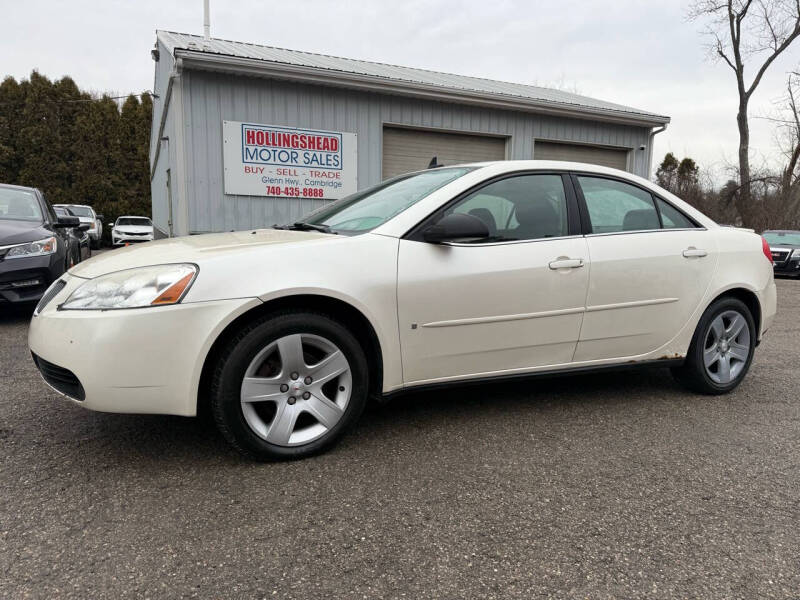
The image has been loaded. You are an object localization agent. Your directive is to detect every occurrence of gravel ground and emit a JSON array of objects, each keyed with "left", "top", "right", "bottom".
[{"left": 1, "top": 279, "right": 798, "bottom": 599}]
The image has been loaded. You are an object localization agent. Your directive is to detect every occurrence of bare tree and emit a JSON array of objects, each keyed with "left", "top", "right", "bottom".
[
  {"left": 690, "top": 0, "right": 800, "bottom": 226},
  {"left": 774, "top": 72, "right": 800, "bottom": 220}
]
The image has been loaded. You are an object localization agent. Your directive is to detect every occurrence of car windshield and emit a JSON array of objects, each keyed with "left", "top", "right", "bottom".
[
  {"left": 117, "top": 217, "right": 152, "bottom": 226},
  {"left": 764, "top": 231, "right": 800, "bottom": 245},
  {"left": 299, "top": 167, "right": 476, "bottom": 234},
  {"left": 68, "top": 206, "right": 94, "bottom": 218},
  {"left": 0, "top": 188, "right": 43, "bottom": 222}
]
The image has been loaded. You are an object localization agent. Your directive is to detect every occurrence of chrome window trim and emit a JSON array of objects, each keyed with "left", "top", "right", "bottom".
[
  {"left": 584, "top": 227, "right": 707, "bottom": 238},
  {"left": 442, "top": 227, "right": 707, "bottom": 247},
  {"left": 442, "top": 233, "right": 584, "bottom": 248}
]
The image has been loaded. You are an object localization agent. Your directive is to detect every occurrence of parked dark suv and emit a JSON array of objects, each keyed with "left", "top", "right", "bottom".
[
  {"left": 0, "top": 184, "right": 85, "bottom": 305},
  {"left": 763, "top": 230, "right": 800, "bottom": 277}
]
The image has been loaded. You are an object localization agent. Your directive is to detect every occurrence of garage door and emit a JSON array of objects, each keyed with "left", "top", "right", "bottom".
[
  {"left": 382, "top": 127, "right": 506, "bottom": 179},
  {"left": 534, "top": 141, "right": 629, "bottom": 171}
]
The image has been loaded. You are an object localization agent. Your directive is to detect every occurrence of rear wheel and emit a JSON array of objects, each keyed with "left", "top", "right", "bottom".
[
  {"left": 210, "top": 311, "right": 369, "bottom": 460},
  {"left": 671, "top": 297, "right": 755, "bottom": 394}
]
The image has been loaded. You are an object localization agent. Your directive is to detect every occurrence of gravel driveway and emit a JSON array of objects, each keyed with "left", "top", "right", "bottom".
[{"left": 1, "top": 279, "right": 798, "bottom": 599}]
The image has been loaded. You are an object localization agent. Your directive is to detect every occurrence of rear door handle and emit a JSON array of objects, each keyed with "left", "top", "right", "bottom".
[
  {"left": 682, "top": 247, "right": 708, "bottom": 258},
  {"left": 548, "top": 258, "right": 585, "bottom": 270}
]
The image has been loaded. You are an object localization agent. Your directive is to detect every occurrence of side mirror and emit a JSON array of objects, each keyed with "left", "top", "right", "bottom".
[
  {"left": 54, "top": 215, "right": 80, "bottom": 228},
  {"left": 423, "top": 212, "right": 490, "bottom": 244},
  {"left": 96, "top": 214, "right": 104, "bottom": 221}
]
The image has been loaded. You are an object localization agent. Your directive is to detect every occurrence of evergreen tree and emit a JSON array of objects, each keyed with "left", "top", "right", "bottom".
[
  {"left": 656, "top": 152, "right": 680, "bottom": 193},
  {"left": 0, "top": 71, "right": 152, "bottom": 239}
]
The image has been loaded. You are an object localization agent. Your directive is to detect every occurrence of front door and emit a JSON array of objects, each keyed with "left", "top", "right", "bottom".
[{"left": 397, "top": 173, "right": 590, "bottom": 385}]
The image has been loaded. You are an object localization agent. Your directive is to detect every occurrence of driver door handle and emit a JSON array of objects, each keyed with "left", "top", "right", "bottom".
[
  {"left": 548, "top": 258, "right": 585, "bottom": 270},
  {"left": 682, "top": 247, "right": 708, "bottom": 258}
]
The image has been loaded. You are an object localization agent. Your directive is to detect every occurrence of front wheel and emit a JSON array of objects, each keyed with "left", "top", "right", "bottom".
[
  {"left": 671, "top": 297, "right": 756, "bottom": 394},
  {"left": 210, "top": 311, "right": 369, "bottom": 460}
]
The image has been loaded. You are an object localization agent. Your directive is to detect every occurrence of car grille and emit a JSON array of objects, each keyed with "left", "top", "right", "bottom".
[
  {"left": 31, "top": 353, "right": 85, "bottom": 401},
  {"left": 34, "top": 279, "right": 66, "bottom": 315},
  {"left": 123, "top": 231, "right": 149, "bottom": 236},
  {"left": 771, "top": 249, "right": 790, "bottom": 263}
]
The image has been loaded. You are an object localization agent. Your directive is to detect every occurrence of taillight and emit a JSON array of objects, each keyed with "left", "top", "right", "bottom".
[{"left": 761, "top": 236, "right": 773, "bottom": 263}]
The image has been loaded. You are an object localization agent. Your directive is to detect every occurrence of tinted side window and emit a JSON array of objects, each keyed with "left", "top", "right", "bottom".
[
  {"left": 578, "top": 176, "right": 659, "bottom": 234},
  {"left": 449, "top": 175, "right": 568, "bottom": 242},
  {"left": 656, "top": 197, "right": 696, "bottom": 229}
]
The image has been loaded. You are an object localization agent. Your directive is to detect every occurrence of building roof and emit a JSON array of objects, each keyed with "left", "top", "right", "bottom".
[{"left": 157, "top": 30, "right": 670, "bottom": 127}]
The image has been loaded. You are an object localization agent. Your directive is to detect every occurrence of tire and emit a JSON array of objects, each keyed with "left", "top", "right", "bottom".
[
  {"left": 210, "top": 311, "right": 369, "bottom": 460},
  {"left": 671, "top": 297, "right": 756, "bottom": 395}
]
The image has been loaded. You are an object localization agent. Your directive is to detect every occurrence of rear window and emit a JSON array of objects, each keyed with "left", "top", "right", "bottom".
[
  {"left": 68, "top": 206, "right": 94, "bottom": 218},
  {"left": 763, "top": 231, "right": 800, "bottom": 245}
]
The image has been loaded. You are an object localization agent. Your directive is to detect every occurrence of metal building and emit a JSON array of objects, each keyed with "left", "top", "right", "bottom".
[{"left": 150, "top": 30, "right": 670, "bottom": 237}]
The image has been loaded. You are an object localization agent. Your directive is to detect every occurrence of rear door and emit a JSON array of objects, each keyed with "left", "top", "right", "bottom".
[
  {"left": 397, "top": 172, "right": 589, "bottom": 384},
  {"left": 572, "top": 174, "right": 718, "bottom": 362}
]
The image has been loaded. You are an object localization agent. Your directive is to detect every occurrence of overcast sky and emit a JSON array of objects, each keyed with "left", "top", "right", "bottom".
[{"left": 3, "top": 0, "right": 798, "bottom": 182}]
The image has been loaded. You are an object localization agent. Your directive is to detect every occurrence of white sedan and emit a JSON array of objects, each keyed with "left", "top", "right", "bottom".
[
  {"left": 110, "top": 216, "right": 154, "bottom": 246},
  {"left": 29, "top": 161, "right": 777, "bottom": 460}
]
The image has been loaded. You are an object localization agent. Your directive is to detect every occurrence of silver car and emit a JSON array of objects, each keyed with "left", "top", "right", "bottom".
[{"left": 55, "top": 204, "right": 102, "bottom": 248}]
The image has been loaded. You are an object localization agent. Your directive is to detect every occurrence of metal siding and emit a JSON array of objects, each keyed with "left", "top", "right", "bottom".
[
  {"left": 150, "top": 40, "right": 174, "bottom": 161},
  {"left": 149, "top": 42, "right": 176, "bottom": 236},
  {"left": 181, "top": 71, "right": 653, "bottom": 234}
]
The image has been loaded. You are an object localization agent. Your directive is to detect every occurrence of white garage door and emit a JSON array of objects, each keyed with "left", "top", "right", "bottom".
[
  {"left": 534, "top": 141, "right": 629, "bottom": 171},
  {"left": 382, "top": 127, "right": 507, "bottom": 180}
]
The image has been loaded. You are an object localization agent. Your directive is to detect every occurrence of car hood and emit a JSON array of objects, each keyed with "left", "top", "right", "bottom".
[
  {"left": 114, "top": 225, "right": 152, "bottom": 234},
  {"left": 69, "top": 228, "right": 335, "bottom": 278},
  {"left": 0, "top": 219, "right": 49, "bottom": 246}
]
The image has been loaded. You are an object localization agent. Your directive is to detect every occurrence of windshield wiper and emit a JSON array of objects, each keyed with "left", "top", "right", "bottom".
[{"left": 288, "top": 222, "right": 337, "bottom": 234}]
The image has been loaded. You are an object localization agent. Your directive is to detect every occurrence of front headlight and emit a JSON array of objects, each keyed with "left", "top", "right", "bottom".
[
  {"left": 4, "top": 237, "right": 57, "bottom": 259},
  {"left": 792, "top": 249, "right": 800, "bottom": 259},
  {"left": 60, "top": 263, "right": 197, "bottom": 310}
]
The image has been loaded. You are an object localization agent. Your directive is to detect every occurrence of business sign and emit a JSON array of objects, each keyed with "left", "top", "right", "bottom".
[{"left": 223, "top": 121, "right": 357, "bottom": 199}]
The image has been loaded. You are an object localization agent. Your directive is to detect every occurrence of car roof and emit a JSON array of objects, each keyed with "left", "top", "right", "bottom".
[
  {"left": 0, "top": 183, "right": 39, "bottom": 193},
  {"left": 407, "top": 159, "right": 649, "bottom": 183}
]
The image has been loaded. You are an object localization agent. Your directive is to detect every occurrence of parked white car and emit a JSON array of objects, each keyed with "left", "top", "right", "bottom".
[
  {"left": 30, "top": 161, "right": 776, "bottom": 460},
  {"left": 54, "top": 204, "right": 102, "bottom": 248},
  {"left": 110, "top": 216, "right": 154, "bottom": 246}
]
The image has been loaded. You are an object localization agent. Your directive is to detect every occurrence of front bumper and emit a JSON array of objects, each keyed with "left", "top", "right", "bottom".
[
  {"left": 112, "top": 233, "right": 153, "bottom": 245},
  {"left": 0, "top": 253, "right": 62, "bottom": 304},
  {"left": 773, "top": 259, "right": 800, "bottom": 276},
  {"left": 29, "top": 274, "right": 260, "bottom": 415}
]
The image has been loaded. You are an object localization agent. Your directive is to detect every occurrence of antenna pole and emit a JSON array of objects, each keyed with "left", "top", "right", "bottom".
[{"left": 203, "top": 0, "right": 210, "bottom": 40}]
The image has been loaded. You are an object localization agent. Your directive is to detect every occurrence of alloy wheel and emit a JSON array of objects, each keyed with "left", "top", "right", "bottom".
[
  {"left": 240, "top": 333, "right": 352, "bottom": 446},
  {"left": 702, "top": 309, "right": 751, "bottom": 384}
]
